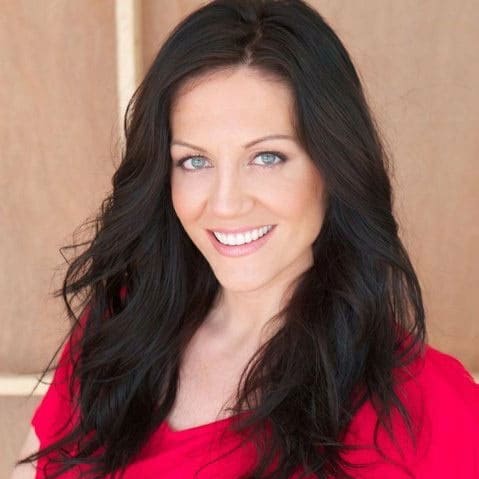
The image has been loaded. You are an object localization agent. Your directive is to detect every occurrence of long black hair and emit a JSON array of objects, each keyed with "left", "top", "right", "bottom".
[{"left": 17, "top": 0, "right": 426, "bottom": 478}]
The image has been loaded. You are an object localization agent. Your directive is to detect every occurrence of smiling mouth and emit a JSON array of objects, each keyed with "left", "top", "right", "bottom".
[
  {"left": 211, "top": 225, "right": 276, "bottom": 246},
  {"left": 207, "top": 224, "right": 275, "bottom": 235},
  {"left": 206, "top": 225, "right": 276, "bottom": 257}
]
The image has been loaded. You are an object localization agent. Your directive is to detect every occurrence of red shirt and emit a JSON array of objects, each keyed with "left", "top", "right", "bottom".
[{"left": 31, "top": 322, "right": 479, "bottom": 478}]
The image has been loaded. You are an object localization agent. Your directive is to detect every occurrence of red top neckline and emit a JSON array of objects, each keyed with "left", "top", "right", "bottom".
[{"left": 164, "top": 414, "right": 237, "bottom": 435}]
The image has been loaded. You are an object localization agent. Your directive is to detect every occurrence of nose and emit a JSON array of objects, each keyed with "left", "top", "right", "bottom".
[{"left": 208, "top": 164, "right": 252, "bottom": 217}]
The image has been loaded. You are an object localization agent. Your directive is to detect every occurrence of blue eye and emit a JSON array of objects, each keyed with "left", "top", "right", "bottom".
[
  {"left": 175, "top": 155, "right": 209, "bottom": 171},
  {"left": 174, "top": 151, "right": 287, "bottom": 172},
  {"left": 252, "top": 151, "right": 287, "bottom": 167}
]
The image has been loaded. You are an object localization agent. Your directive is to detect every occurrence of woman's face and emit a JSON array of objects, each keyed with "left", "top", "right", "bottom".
[{"left": 170, "top": 66, "right": 326, "bottom": 292}]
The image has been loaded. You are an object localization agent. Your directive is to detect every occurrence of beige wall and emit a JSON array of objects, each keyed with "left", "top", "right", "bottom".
[
  {"left": 2, "top": 0, "right": 478, "bottom": 476},
  {"left": 1, "top": 1, "right": 118, "bottom": 373},
  {"left": 1, "top": 1, "right": 118, "bottom": 475}
]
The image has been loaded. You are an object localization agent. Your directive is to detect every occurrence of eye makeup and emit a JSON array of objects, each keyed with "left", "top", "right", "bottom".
[{"left": 173, "top": 150, "right": 288, "bottom": 172}]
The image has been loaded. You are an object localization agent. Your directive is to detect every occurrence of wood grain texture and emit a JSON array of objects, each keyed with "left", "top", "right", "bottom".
[{"left": 0, "top": 0, "right": 118, "bottom": 373}]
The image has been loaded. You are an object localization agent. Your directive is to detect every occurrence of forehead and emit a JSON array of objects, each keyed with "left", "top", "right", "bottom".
[{"left": 169, "top": 67, "right": 296, "bottom": 139}]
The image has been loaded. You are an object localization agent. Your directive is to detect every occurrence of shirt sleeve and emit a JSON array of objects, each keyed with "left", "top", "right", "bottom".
[
  {"left": 31, "top": 304, "right": 90, "bottom": 448},
  {"left": 31, "top": 285, "right": 128, "bottom": 448},
  {"left": 415, "top": 346, "right": 479, "bottom": 478},
  {"left": 398, "top": 346, "right": 479, "bottom": 477},
  {"left": 343, "top": 344, "right": 479, "bottom": 478}
]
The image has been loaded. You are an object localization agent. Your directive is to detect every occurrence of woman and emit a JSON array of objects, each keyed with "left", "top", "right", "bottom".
[{"left": 14, "top": 0, "right": 479, "bottom": 478}]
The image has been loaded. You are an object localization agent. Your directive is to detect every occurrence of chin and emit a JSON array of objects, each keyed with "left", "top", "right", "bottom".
[{"left": 212, "top": 267, "right": 276, "bottom": 292}]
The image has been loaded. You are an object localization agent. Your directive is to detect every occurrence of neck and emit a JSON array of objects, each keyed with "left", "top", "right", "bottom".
[{"left": 203, "top": 253, "right": 313, "bottom": 348}]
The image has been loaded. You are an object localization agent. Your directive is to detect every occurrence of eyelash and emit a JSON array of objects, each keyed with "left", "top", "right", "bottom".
[{"left": 173, "top": 151, "right": 288, "bottom": 172}]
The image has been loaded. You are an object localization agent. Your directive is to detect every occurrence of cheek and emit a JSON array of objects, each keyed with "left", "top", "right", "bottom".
[
  {"left": 285, "top": 173, "right": 326, "bottom": 241},
  {"left": 280, "top": 169, "right": 324, "bottom": 218},
  {"left": 170, "top": 175, "right": 206, "bottom": 221}
]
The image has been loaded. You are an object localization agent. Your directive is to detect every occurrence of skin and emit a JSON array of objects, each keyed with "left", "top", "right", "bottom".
[{"left": 169, "top": 65, "right": 326, "bottom": 351}]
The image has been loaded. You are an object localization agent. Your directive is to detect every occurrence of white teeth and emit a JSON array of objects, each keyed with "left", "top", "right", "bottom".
[{"left": 213, "top": 225, "right": 273, "bottom": 246}]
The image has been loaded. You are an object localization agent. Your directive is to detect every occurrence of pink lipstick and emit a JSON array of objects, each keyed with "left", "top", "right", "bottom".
[{"left": 207, "top": 225, "right": 276, "bottom": 257}]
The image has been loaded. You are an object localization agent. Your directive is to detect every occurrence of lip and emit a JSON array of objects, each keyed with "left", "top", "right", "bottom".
[
  {"left": 207, "top": 224, "right": 274, "bottom": 234},
  {"left": 207, "top": 225, "right": 276, "bottom": 257}
]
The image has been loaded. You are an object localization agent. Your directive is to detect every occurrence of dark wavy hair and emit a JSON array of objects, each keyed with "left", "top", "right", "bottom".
[{"left": 17, "top": 0, "right": 427, "bottom": 478}]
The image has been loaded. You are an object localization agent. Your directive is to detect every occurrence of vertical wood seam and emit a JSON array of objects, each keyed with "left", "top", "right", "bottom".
[{"left": 115, "top": 0, "right": 143, "bottom": 148}]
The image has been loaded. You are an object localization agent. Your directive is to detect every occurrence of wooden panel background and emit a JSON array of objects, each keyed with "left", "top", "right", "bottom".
[
  {"left": 0, "top": 1, "right": 118, "bottom": 374},
  {"left": 1, "top": 1, "right": 118, "bottom": 476}
]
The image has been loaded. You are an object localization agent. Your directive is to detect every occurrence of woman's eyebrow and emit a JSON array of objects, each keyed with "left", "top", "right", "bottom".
[{"left": 170, "top": 134, "right": 296, "bottom": 152}]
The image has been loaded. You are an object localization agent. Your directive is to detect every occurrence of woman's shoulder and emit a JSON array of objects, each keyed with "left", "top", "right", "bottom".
[
  {"left": 414, "top": 343, "right": 479, "bottom": 416},
  {"left": 355, "top": 342, "right": 479, "bottom": 421},
  {"left": 388, "top": 342, "right": 479, "bottom": 431},
  {"left": 343, "top": 343, "right": 479, "bottom": 477}
]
